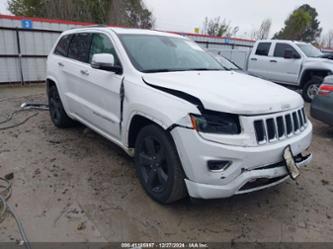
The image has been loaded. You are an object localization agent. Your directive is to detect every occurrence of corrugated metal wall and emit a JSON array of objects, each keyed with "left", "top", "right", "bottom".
[
  {"left": 0, "top": 15, "right": 255, "bottom": 84},
  {"left": 183, "top": 33, "right": 255, "bottom": 49},
  {"left": 182, "top": 33, "right": 255, "bottom": 69},
  {"left": 0, "top": 15, "right": 85, "bottom": 83}
]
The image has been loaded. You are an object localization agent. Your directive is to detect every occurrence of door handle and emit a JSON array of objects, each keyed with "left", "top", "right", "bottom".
[
  {"left": 270, "top": 60, "right": 277, "bottom": 63},
  {"left": 58, "top": 62, "right": 64, "bottom": 67},
  {"left": 251, "top": 58, "right": 257, "bottom": 61},
  {"left": 80, "top": 70, "right": 89, "bottom": 76}
]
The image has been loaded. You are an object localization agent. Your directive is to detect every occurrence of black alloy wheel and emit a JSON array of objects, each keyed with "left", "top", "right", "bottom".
[
  {"left": 48, "top": 85, "right": 76, "bottom": 128},
  {"left": 137, "top": 135, "right": 169, "bottom": 193},
  {"left": 135, "top": 125, "right": 187, "bottom": 204}
]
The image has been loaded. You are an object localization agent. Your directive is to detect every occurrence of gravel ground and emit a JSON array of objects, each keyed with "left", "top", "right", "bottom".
[{"left": 0, "top": 84, "right": 332, "bottom": 243}]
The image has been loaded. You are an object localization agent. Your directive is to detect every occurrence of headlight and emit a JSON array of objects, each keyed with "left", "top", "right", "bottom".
[{"left": 190, "top": 111, "right": 241, "bottom": 135}]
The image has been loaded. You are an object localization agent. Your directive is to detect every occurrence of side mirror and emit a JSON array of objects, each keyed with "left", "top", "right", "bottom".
[{"left": 91, "top": 53, "right": 122, "bottom": 74}]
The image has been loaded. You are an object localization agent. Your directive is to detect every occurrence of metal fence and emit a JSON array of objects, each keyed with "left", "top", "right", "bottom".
[
  {"left": 0, "top": 14, "right": 256, "bottom": 84},
  {"left": 0, "top": 26, "right": 62, "bottom": 84},
  {"left": 0, "top": 15, "right": 90, "bottom": 84}
]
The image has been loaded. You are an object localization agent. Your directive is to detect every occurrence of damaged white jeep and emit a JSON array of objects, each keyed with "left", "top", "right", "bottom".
[{"left": 46, "top": 27, "right": 313, "bottom": 204}]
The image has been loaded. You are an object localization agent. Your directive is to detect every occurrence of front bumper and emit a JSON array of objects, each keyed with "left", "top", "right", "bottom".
[
  {"left": 171, "top": 122, "right": 313, "bottom": 199},
  {"left": 185, "top": 154, "right": 312, "bottom": 199}
]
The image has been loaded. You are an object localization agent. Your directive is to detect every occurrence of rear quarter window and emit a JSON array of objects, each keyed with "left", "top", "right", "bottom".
[
  {"left": 255, "top": 42, "right": 271, "bottom": 56},
  {"left": 54, "top": 35, "right": 72, "bottom": 57}
]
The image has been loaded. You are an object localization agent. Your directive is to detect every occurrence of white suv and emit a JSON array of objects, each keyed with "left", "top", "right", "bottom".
[{"left": 46, "top": 27, "right": 313, "bottom": 203}]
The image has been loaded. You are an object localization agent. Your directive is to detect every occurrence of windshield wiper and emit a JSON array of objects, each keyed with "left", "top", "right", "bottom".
[
  {"left": 177, "top": 68, "right": 224, "bottom": 72},
  {"left": 142, "top": 69, "right": 174, "bottom": 73},
  {"left": 142, "top": 68, "right": 224, "bottom": 73}
]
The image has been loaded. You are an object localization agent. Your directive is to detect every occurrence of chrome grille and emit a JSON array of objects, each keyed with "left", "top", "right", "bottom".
[{"left": 254, "top": 108, "right": 307, "bottom": 144}]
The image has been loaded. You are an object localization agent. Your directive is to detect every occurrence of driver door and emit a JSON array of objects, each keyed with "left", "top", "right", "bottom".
[
  {"left": 75, "top": 32, "right": 123, "bottom": 139},
  {"left": 269, "top": 43, "right": 303, "bottom": 85}
]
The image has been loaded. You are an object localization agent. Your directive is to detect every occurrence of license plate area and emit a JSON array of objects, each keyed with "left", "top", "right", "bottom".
[{"left": 283, "top": 146, "right": 300, "bottom": 180}]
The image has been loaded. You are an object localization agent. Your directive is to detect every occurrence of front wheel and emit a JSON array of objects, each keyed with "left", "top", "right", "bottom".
[
  {"left": 134, "top": 125, "right": 187, "bottom": 204},
  {"left": 302, "top": 77, "right": 322, "bottom": 102}
]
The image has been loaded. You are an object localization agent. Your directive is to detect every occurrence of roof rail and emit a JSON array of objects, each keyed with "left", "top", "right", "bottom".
[{"left": 70, "top": 24, "right": 108, "bottom": 29}]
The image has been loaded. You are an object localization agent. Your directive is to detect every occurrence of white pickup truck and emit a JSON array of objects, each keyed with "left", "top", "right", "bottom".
[{"left": 244, "top": 40, "right": 333, "bottom": 102}]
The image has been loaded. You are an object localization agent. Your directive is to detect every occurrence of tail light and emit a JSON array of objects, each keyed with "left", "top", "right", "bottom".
[{"left": 318, "top": 84, "right": 333, "bottom": 96}]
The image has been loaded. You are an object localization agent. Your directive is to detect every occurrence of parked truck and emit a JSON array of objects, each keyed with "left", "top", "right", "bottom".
[
  {"left": 214, "top": 40, "right": 333, "bottom": 102},
  {"left": 247, "top": 40, "right": 333, "bottom": 102}
]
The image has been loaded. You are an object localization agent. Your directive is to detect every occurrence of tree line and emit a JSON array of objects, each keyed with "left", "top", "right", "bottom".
[
  {"left": 7, "top": 0, "right": 154, "bottom": 29},
  {"left": 5, "top": 1, "right": 333, "bottom": 48},
  {"left": 202, "top": 4, "right": 332, "bottom": 48}
]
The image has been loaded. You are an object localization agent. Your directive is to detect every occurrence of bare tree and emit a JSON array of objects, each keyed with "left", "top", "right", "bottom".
[
  {"left": 327, "top": 30, "right": 333, "bottom": 48},
  {"left": 202, "top": 17, "right": 236, "bottom": 37},
  {"left": 318, "top": 30, "right": 333, "bottom": 48},
  {"left": 252, "top": 19, "right": 272, "bottom": 40},
  {"left": 317, "top": 36, "right": 326, "bottom": 48},
  {"left": 226, "top": 26, "right": 239, "bottom": 37}
]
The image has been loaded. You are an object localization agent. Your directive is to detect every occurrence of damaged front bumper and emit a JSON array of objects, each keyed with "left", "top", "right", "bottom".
[
  {"left": 170, "top": 121, "right": 313, "bottom": 199},
  {"left": 185, "top": 153, "right": 312, "bottom": 199}
]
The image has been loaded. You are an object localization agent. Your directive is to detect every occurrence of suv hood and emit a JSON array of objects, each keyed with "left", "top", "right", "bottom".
[{"left": 143, "top": 71, "right": 303, "bottom": 115}]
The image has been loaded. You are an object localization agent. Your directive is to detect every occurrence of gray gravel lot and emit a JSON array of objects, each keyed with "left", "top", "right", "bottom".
[{"left": 0, "top": 85, "right": 332, "bottom": 242}]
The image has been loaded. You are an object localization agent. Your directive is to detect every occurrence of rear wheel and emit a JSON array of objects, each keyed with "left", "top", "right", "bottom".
[
  {"left": 134, "top": 125, "right": 187, "bottom": 204},
  {"left": 48, "top": 85, "right": 76, "bottom": 128},
  {"left": 302, "top": 77, "right": 322, "bottom": 102}
]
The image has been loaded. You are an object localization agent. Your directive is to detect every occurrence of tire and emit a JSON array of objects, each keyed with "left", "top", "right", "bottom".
[
  {"left": 134, "top": 124, "right": 187, "bottom": 204},
  {"left": 48, "top": 85, "right": 76, "bottom": 128},
  {"left": 302, "top": 77, "right": 322, "bottom": 103}
]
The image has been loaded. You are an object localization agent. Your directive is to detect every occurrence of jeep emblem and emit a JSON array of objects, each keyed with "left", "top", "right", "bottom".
[{"left": 282, "top": 104, "right": 291, "bottom": 110}]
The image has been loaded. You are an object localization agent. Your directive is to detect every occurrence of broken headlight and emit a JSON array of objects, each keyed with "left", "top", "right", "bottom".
[{"left": 190, "top": 111, "right": 241, "bottom": 135}]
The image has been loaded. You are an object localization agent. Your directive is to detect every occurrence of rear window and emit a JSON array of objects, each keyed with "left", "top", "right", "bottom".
[
  {"left": 255, "top": 42, "right": 271, "bottom": 56},
  {"left": 54, "top": 35, "right": 72, "bottom": 57},
  {"left": 68, "top": 33, "right": 93, "bottom": 63}
]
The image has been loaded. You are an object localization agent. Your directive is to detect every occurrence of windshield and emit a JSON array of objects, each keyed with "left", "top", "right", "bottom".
[
  {"left": 119, "top": 34, "right": 224, "bottom": 73},
  {"left": 296, "top": 43, "right": 323, "bottom": 58}
]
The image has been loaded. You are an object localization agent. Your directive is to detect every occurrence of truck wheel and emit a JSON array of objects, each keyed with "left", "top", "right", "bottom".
[
  {"left": 302, "top": 77, "right": 322, "bottom": 103},
  {"left": 134, "top": 124, "right": 187, "bottom": 204},
  {"left": 48, "top": 85, "right": 76, "bottom": 128}
]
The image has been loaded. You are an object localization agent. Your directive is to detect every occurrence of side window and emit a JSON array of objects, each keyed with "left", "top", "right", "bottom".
[
  {"left": 255, "top": 42, "right": 271, "bottom": 56},
  {"left": 54, "top": 35, "right": 72, "bottom": 57},
  {"left": 89, "top": 33, "right": 120, "bottom": 66},
  {"left": 68, "top": 33, "right": 93, "bottom": 63},
  {"left": 274, "top": 43, "right": 300, "bottom": 58}
]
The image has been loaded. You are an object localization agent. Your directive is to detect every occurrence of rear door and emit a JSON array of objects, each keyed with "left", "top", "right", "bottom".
[
  {"left": 49, "top": 34, "right": 73, "bottom": 111},
  {"left": 247, "top": 42, "right": 273, "bottom": 80},
  {"left": 62, "top": 32, "right": 93, "bottom": 119},
  {"left": 269, "top": 42, "right": 303, "bottom": 84}
]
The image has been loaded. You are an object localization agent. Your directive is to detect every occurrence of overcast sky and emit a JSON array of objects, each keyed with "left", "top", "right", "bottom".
[
  {"left": 0, "top": 0, "right": 8, "bottom": 14},
  {"left": 0, "top": 0, "right": 331, "bottom": 38},
  {"left": 143, "top": 0, "right": 332, "bottom": 38}
]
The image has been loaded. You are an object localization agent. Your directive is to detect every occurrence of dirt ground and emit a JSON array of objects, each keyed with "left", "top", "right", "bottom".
[{"left": 0, "top": 84, "right": 332, "bottom": 243}]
